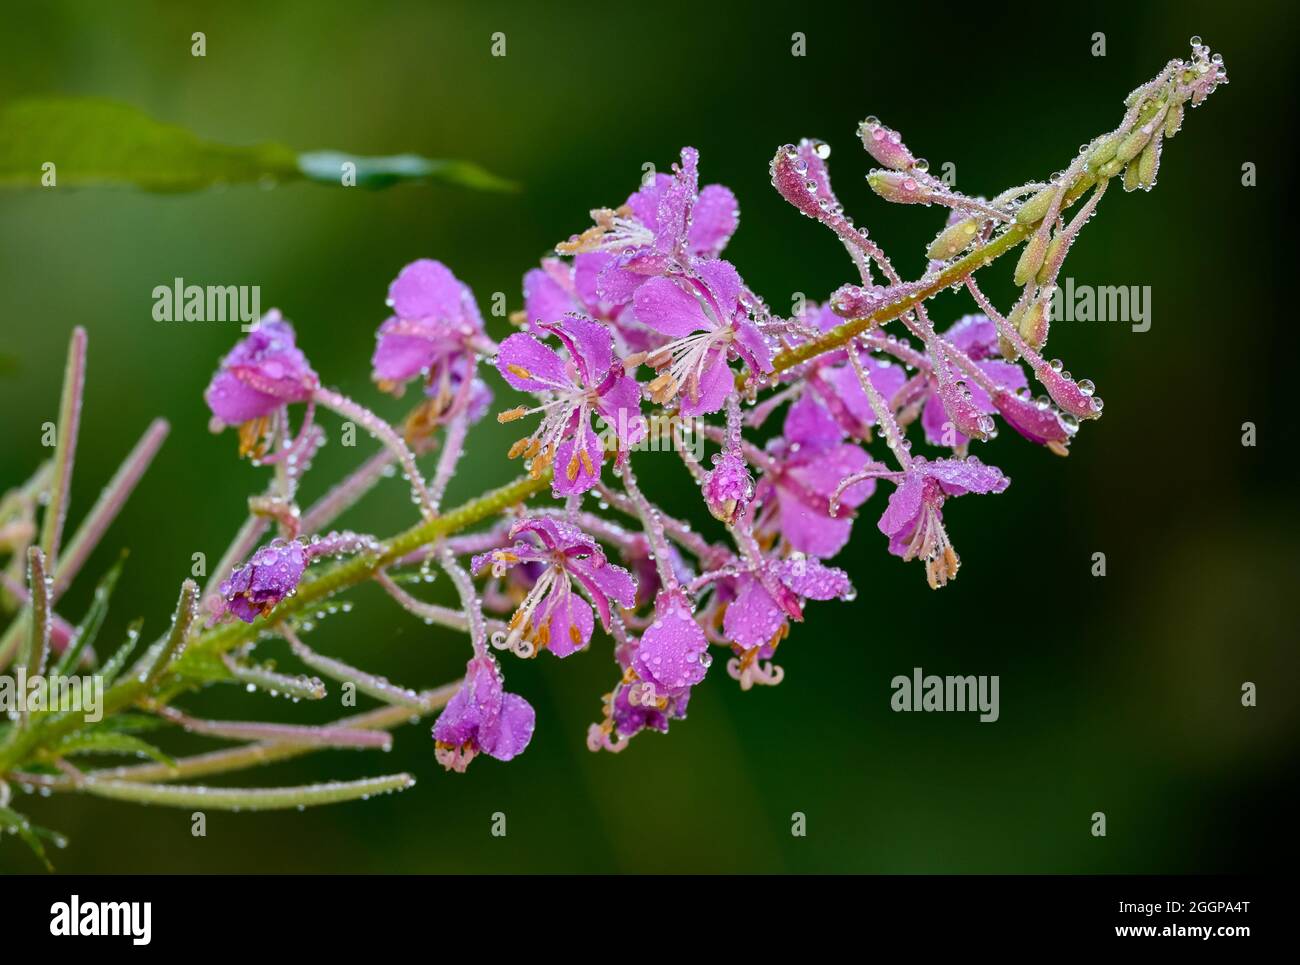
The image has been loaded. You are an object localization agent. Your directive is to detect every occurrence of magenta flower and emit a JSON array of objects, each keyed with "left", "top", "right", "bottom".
[
  {"left": 496, "top": 315, "right": 645, "bottom": 495},
  {"left": 559, "top": 146, "right": 739, "bottom": 305},
  {"left": 631, "top": 258, "right": 773, "bottom": 416},
  {"left": 433, "top": 655, "right": 535, "bottom": 772},
  {"left": 632, "top": 589, "right": 712, "bottom": 700},
  {"left": 522, "top": 254, "right": 662, "bottom": 356},
  {"left": 723, "top": 555, "right": 853, "bottom": 652},
  {"left": 204, "top": 312, "right": 318, "bottom": 457},
  {"left": 756, "top": 394, "right": 878, "bottom": 558},
  {"left": 992, "top": 389, "right": 1077, "bottom": 455},
  {"left": 877, "top": 455, "right": 1010, "bottom": 588},
  {"left": 473, "top": 517, "right": 636, "bottom": 658},
  {"left": 371, "top": 259, "right": 493, "bottom": 425},
  {"left": 219, "top": 538, "right": 307, "bottom": 623}
]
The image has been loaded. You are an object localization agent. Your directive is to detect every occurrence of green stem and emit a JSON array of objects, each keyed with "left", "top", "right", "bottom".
[
  {"left": 76, "top": 772, "right": 415, "bottom": 810},
  {"left": 754, "top": 171, "right": 1098, "bottom": 382}
]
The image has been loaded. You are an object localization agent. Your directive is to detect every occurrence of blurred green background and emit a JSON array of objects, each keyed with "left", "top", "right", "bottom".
[{"left": 1, "top": 0, "right": 1295, "bottom": 873}]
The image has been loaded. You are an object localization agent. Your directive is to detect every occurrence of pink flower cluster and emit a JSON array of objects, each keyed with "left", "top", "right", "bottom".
[{"left": 197, "top": 42, "right": 1228, "bottom": 769}]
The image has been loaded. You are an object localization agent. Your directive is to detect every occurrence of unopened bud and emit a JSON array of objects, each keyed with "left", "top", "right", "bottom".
[
  {"left": 866, "top": 170, "right": 932, "bottom": 204},
  {"left": 927, "top": 216, "right": 981, "bottom": 260},
  {"left": 1115, "top": 127, "right": 1151, "bottom": 164},
  {"left": 857, "top": 118, "right": 916, "bottom": 171},
  {"left": 1018, "top": 296, "right": 1050, "bottom": 350},
  {"left": 702, "top": 452, "right": 754, "bottom": 526},
  {"left": 1085, "top": 134, "right": 1121, "bottom": 171},
  {"left": 1013, "top": 232, "right": 1050, "bottom": 287},
  {"left": 770, "top": 144, "right": 825, "bottom": 219},
  {"left": 1136, "top": 133, "right": 1162, "bottom": 189},
  {"left": 1123, "top": 158, "right": 1141, "bottom": 192},
  {"left": 1163, "top": 102, "right": 1184, "bottom": 139},
  {"left": 1036, "top": 234, "right": 1066, "bottom": 285},
  {"left": 1014, "top": 185, "right": 1058, "bottom": 225}
]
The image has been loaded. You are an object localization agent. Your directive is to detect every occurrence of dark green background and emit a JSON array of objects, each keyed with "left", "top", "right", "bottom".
[{"left": 1, "top": 0, "right": 1294, "bottom": 873}]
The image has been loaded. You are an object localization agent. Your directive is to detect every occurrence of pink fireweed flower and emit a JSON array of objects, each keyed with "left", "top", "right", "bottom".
[
  {"left": 557, "top": 146, "right": 739, "bottom": 306},
  {"left": 371, "top": 259, "right": 494, "bottom": 431},
  {"left": 521, "top": 254, "right": 661, "bottom": 355},
  {"left": 495, "top": 314, "right": 645, "bottom": 495},
  {"left": 873, "top": 455, "right": 1010, "bottom": 589},
  {"left": 721, "top": 554, "right": 852, "bottom": 688},
  {"left": 473, "top": 517, "right": 637, "bottom": 658},
  {"left": 631, "top": 258, "right": 773, "bottom": 416},
  {"left": 433, "top": 655, "right": 535, "bottom": 772},
  {"left": 754, "top": 394, "right": 878, "bottom": 558},
  {"left": 204, "top": 311, "right": 319, "bottom": 459},
  {"left": 631, "top": 589, "right": 712, "bottom": 703}
]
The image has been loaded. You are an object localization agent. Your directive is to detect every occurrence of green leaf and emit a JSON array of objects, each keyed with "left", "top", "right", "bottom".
[
  {"left": 0, "top": 805, "right": 64, "bottom": 871},
  {"left": 52, "top": 731, "right": 176, "bottom": 769},
  {"left": 97, "top": 617, "right": 144, "bottom": 687},
  {"left": 52, "top": 551, "right": 126, "bottom": 676},
  {"left": 83, "top": 713, "right": 171, "bottom": 735},
  {"left": 0, "top": 97, "right": 517, "bottom": 193}
]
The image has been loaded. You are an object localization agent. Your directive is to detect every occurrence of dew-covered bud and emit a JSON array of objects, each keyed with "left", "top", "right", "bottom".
[
  {"left": 927, "top": 216, "right": 981, "bottom": 260},
  {"left": 1014, "top": 185, "right": 1058, "bottom": 225},
  {"left": 1013, "top": 231, "right": 1050, "bottom": 287},
  {"left": 1018, "top": 296, "right": 1050, "bottom": 350},
  {"left": 219, "top": 538, "right": 308, "bottom": 623},
  {"left": 866, "top": 170, "right": 932, "bottom": 204},
  {"left": 702, "top": 452, "right": 754, "bottom": 525},
  {"left": 770, "top": 144, "right": 825, "bottom": 219},
  {"left": 857, "top": 118, "right": 916, "bottom": 171}
]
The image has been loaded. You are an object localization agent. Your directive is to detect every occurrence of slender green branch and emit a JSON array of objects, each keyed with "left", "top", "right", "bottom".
[{"left": 76, "top": 772, "right": 416, "bottom": 810}]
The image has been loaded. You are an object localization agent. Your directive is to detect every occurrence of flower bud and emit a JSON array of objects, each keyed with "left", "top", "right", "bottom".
[
  {"left": 1013, "top": 231, "right": 1050, "bottom": 287},
  {"left": 1115, "top": 127, "right": 1151, "bottom": 164},
  {"left": 866, "top": 171, "right": 932, "bottom": 204},
  {"left": 857, "top": 118, "right": 916, "bottom": 171},
  {"left": 1017, "top": 297, "right": 1050, "bottom": 351},
  {"left": 1163, "top": 102, "right": 1184, "bottom": 139},
  {"left": 702, "top": 452, "right": 754, "bottom": 525},
  {"left": 1036, "top": 234, "right": 1066, "bottom": 286},
  {"left": 1014, "top": 185, "right": 1058, "bottom": 225},
  {"left": 1136, "top": 133, "right": 1162, "bottom": 189},
  {"left": 927, "top": 216, "right": 981, "bottom": 260},
  {"left": 770, "top": 144, "right": 827, "bottom": 220}
]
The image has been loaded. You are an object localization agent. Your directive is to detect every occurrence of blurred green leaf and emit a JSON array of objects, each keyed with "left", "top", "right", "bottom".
[
  {"left": 0, "top": 97, "right": 517, "bottom": 193},
  {"left": 0, "top": 805, "right": 64, "bottom": 871}
]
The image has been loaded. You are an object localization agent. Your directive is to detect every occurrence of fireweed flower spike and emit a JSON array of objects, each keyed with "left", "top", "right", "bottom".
[
  {"left": 473, "top": 517, "right": 637, "bottom": 658},
  {"left": 495, "top": 314, "right": 646, "bottom": 494},
  {"left": 0, "top": 49, "right": 1230, "bottom": 855}
]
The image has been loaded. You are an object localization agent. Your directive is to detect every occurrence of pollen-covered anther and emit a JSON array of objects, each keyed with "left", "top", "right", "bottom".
[
  {"left": 647, "top": 371, "right": 680, "bottom": 405},
  {"left": 505, "top": 364, "right": 533, "bottom": 381},
  {"left": 237, "top": 416, "right": 272, "bottom": 459},
  {"left": 497, "top": 406, "right": 528, "bottom": 424}
]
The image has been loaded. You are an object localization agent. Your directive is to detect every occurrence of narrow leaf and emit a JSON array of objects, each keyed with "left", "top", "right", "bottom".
[
  {"left": 52, "top": 552, "right": 126, "bottom": 676},
  {"left": 1, "top": 98, "right": 515, "bottom": 193},
  {"left": 38, "top": 327, "right": 86, "bottom": 565},
  {"left": 52, "top": 731, "right": 176, "bottom": 769}
]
